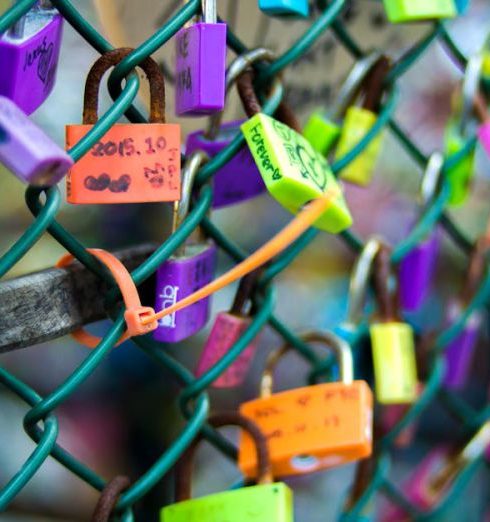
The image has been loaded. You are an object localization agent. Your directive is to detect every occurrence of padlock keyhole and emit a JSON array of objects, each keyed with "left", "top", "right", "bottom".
[{"left": 290, "top": 454, "right": 319, "bottom": 472}]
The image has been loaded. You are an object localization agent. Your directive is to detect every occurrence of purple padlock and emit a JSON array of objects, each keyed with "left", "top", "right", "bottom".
[
  {"left": 0, "top": 2, "right": 63, "bottom": 115},
  {"left": 0, "top": 95, "right": 72, "bottom": 185},
  {"left": 399, "top": 228, "right": 440, "bottom": 311},
  {"left": 174, "top": 0, "right": 226, "bottom": 116},
  {"left": 186, "top": 120, "right": 266, "bottom": 208}
]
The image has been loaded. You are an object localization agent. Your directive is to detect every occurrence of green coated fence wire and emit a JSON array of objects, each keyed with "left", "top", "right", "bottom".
[{"left": 0, "top": 0, "right": 489, "bottom": 520}]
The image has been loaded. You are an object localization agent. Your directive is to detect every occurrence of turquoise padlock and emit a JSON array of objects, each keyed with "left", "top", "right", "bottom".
[
  {"left": 258, "top": 0, "right": 309, "bottom": 17},
  {"left": 454, "top": 0, "right": 470, "bottom": 13}
]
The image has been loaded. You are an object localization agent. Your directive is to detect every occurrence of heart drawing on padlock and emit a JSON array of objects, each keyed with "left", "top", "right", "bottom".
[
  {"left": 37, "top": 41, "right": 54, "bottom": 85},
  {"left": 84, "top": 174, "right": 131, "bottom": 193}
]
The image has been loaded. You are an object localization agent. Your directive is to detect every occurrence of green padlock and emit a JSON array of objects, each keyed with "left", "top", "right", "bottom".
[
  {"left": 365, "top": 241, "right": 418, "bottom": 404},
  {"left": 444, "top": 53, "right": 482, "bottom": 206},
  {"left": 382, "top": 0, "right": 457, "bottom": 23},
  {"left": 238, "top": 70, "right": 352, "bottom": 234},
  {"left": 334, "top": 56, "right": 390, "bottom": 186},
  {"left": 303, "top": 53, "right": 382, "bottom": 157},
  {"left": 161, "top": 412, "right": 293, "bottom": 522}
]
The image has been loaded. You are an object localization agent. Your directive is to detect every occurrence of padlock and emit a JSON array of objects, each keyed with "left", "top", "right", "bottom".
[
  {"left": 399, "top": 153, "right": 443, "bottom": 311},
  {"left": 195, "top": 269, "right": 263, "bottom": 387},
  {"left": 0, "top": 1, "right": 63, "bottom": 114},
  {"left": 443, "top": 235, "right": 488, "bottom": 388},
  {"left": 334, "top": 55, "right": 390, "bottom": 185},
  {"left": 478, "top": 120, "right": 490, "bottom": 157},
  {"left": 185, "top": 49, "right": 276, "bottom": 208},
  {"left": 382, "top": 0, "right": 456, "bottom": 23},
  {"left": 0, "top": 95, "right": 72, "bottom": 185},
  {"left": 238, "top": 70, "right": 352, "bottom": 234},
  {"left": 174, "top": 0, "right": 226, "bottom": 116},
  {"left": 162, "top": 412, "right": 294, "bottom": 522},
  {"left": 454, "top": 0, "right": 470, "bottom": 13},
  {"left": 369, "top": 243, "right": 418, "bottom": 404},
  {"left": 303, "top": 53, "right": 382, "bottom": 157},
  {"left": 154, "top": 151, "right": 216, "bottom": 343},
  {"left": 66, "top": 48, "right": 181, "bottom": 204},
  {"left": 258, "top": 0, "right": 309, "bottom": 18},
  {"left": 382, "top": 421, "right": 490, "bottom": 521},
  {"left": 239, "top": 331, "right": 373, "bottom": 478}
]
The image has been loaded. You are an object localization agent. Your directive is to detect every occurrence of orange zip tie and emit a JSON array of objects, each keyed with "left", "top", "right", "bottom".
[
  {"left": 56, "top": 248, "right": 158, "bottom": 348},
  {"left": 143, "top": 188, "right": 340, "bottom": 326}
]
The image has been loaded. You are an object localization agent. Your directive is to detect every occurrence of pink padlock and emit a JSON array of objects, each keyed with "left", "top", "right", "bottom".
[
  {"left": 478, "top": 121, "right": 490, "bottom": 157},
  {"left": 195, "top": 270, "right": 263, "bottom": 388}
]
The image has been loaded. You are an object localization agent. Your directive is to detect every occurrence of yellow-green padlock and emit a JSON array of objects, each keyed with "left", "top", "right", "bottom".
[
  {"left": 303, "top": 53, "right": 382, "bottom": 157},
  {"left": 238, "top": 69, "right": 352, "bottom": 234},
  {"left": 334, "top": 56, "right": 390, "bottom": 186},
  {"left": 382, "top": 0, "right": 456, "bottom": 24},
  {"left": 162, "top": 412, "right": 293, "bottom": 522}
]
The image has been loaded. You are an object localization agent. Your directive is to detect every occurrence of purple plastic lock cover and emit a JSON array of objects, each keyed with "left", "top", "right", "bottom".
[
  {"left": 175, "top": 22, "right": 227, "bottom": 116},
  {"left": 154, "top": 242, "right": 217, "bottom": 343},
  {"left": 186, "top": 120, "right": 266, "bottom": 208},
  {"left": 0, "top": 95, "right": 73, "bottom": 185},
  {"left": 0, "top": 10, "right": 63, "bottom": 115}
]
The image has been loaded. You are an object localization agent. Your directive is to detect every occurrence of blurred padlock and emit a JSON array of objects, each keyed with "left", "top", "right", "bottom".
[
  {"left": 239, "top": 331, "right": 373, "bottom": 478},
  {"left": 0, "top": 95, "right": 72, "bottom": 185},
  {"left": 0, "top": 1, "right": 63, "bottom": 114},
  {"left": 399, "top": 153, "right": 443, "bottom": 311},
  {"left": 175, "top": 0, "right": 226, "bottom": 116},
  {"left": 382, "top": 0, "right": 456, "bottom": 23},
  {"left": 162, "top": 412, "right": 294, "bottom": 522},
  {"left": 382, "top": 421, "right": 490, "bottom": 521},
  {"left": 154, "top": 151, "right": 217, "bottom": 343},
  {"left": 66, "top": 48, "right": 181, "bottom": 204},
  {"left": 334, "top": 56, "right": 390, "bottom": 186},
  {"left": 369, "top": 242, "right": 418, "bottom": 404},
  {"left": 454, "top": 0, "right": 470, "bottom": 13},
  {"left": 185, "top": 49, "right": 275, "bottom": 208},
  {"left": 238, "top": 69, "right": 352, "bottom": 233},
  {"left": 304, "top": 52, "right": 381, "bottom": 156},
  {"left": 195, "top": 269, "right": 263, "bottom": 388},
  {"left": 258, "top": 0, "right": 309, "bottom": 17}
]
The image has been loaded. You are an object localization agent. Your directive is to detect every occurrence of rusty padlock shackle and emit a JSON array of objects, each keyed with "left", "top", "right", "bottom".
[
  {"left": 175, "top": 412, "right": 273, "bottom": 502},
  {"left": 372, "top": 242, "right": 400, "bottom": 322},
  {"left": 459, "top": 232, "right": 490, "bottom": 305},
  {"left": 206, "top": 48, "right": 277, "bottom": 139},
  {"left": 83, "top": 47, "right": 166, "bottom": 125},
  {"left": 229, "top": 266, "right": 265, "bottom": 316},
  {"left": 90, "top": 476, "right": 131, "bottom": 522},
  {"left": 259, "top": 331, "right": 354, "bottom": 399}
]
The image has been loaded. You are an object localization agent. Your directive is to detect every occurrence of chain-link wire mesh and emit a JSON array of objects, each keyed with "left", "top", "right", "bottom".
[{"left": 0, "top": 0, "right": 489, "bottom": 520}]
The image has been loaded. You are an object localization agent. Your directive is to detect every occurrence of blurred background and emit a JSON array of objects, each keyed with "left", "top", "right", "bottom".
[{"left": 0, "top": 0, "right": 489, "bottom": 520}]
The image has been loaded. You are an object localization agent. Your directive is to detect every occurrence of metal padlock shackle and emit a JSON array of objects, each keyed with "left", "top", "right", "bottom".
[
  {"left": 459, "top": 231, "right": 490, "bottom": 305},
  {"left": 372, "top": 242, "right": 400, "bottom": 322},
  {"left": 8, "top": 0, "right": 55, "bottom": 38},
  {"left": 259, "top": 330, "right": 354, "bottom": 399},
  {"left": 229, "top": 266, "right": 264, "bottom": 316},
  {"left": 206, "top": 47, "right": 278, "bottom": 139},
  {"left": 82, "top": 47, "right": 166, "bottom": 125},
  {"left": 419, "top": 152, "right": 444, "bottom": 207},
  {"left": 175, "top": 412, "right": 273, "bottom": 502}
]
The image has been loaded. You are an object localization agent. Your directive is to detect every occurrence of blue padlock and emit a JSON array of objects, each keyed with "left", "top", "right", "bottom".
[
  {"left": 454, "top": 0, "right": 470, "bottom": 13},
  {"left": 258, "top": 0, "right": 309, "bottom": 17}
]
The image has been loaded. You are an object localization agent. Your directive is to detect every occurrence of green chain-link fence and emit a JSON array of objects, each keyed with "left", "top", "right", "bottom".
[{"left": 0, "top": 0, "right": 489, "bottom": 520}]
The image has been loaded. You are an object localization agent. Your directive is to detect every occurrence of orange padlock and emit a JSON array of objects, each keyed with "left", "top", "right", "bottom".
[
  {"left": 66, "top": 48, "right": 180, "bottom": 204},
  {"left": 238, "top": 331, "right": 373, "bottom": 478}
]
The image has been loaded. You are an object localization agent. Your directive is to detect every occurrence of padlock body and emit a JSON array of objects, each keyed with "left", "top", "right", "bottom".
[
  {"left": 66, "top": 123, "right": 181, "bottom": 204},
  {"left": 370, "top": 322, "right": 418, "bottom": 404},
  {"left": 303, "top": 111, "right": 341, "bottom": 156},
  {"left": 454, "top": 0, "right": 470, "bottom": 13},
  {"left": 186, "top": 121, "right": 265, "bottom": 208},
  {"left": 443, "top": 302, "right": 481, "bottom": 389},
  {"left": 478, "top": 122, "right": 490, "bottom": 158},
  {"left": 335, "top": 107, "right": 382, "bottom": 186},
  {"left": 258, "top": 0, "right": 309, "bottom": 17},
  {"left": 0, "top": 95, "right": 72, "bottom": 185},
  {"left": 161, "top": 482, "right": 293, "bottom": 522},
  {"left": 195, "top": 311, "right": 260, "bottom": 388},
  {"left": 0, "top": 11, "right": 63, "bottom": 115},
  {"left": 241, "top": 113, "right": 352, "bottom": 233},
  {"left": 239, "top": 381, "right": 373, "bottom": 478},
  {"left": 175, "top": 22, "right": 226, "bottom": 116},
  {"left": 444, "top": 120, "right": 475, "bottom": 206},
  {"left": 399, "top": 228, "right": 440, "bottom": 311},
  {"left": 382, "top": 0, "right": 456, "bottom": 23},
  {"left": 154, "top": 243, "right": 217, "bottom": 343}
]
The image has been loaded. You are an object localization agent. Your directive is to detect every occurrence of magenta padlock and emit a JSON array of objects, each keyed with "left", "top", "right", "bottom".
[
  {"left": 399, "top": 153, "right": 443, "bottom": 311},
  {"left": 186, "top": 120, "right": 265, "bottom": 208},
  {"left": 0, "top": 95, "right": 72, "bottom": 184},
  {"left": 0, "top": 1, "right": 63, "bottom": 115},
  {"left": 478, "top": 121, "right": 490, "bottom": 157},
  {"left": 175, "top": 0, "right": 226, "bottom": 116},
  {"left": 195, "top": 270, "right": 262, "bottom": 387},
  {"left": 153, "top": 152, "right": 217, "bottom": 343}
]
